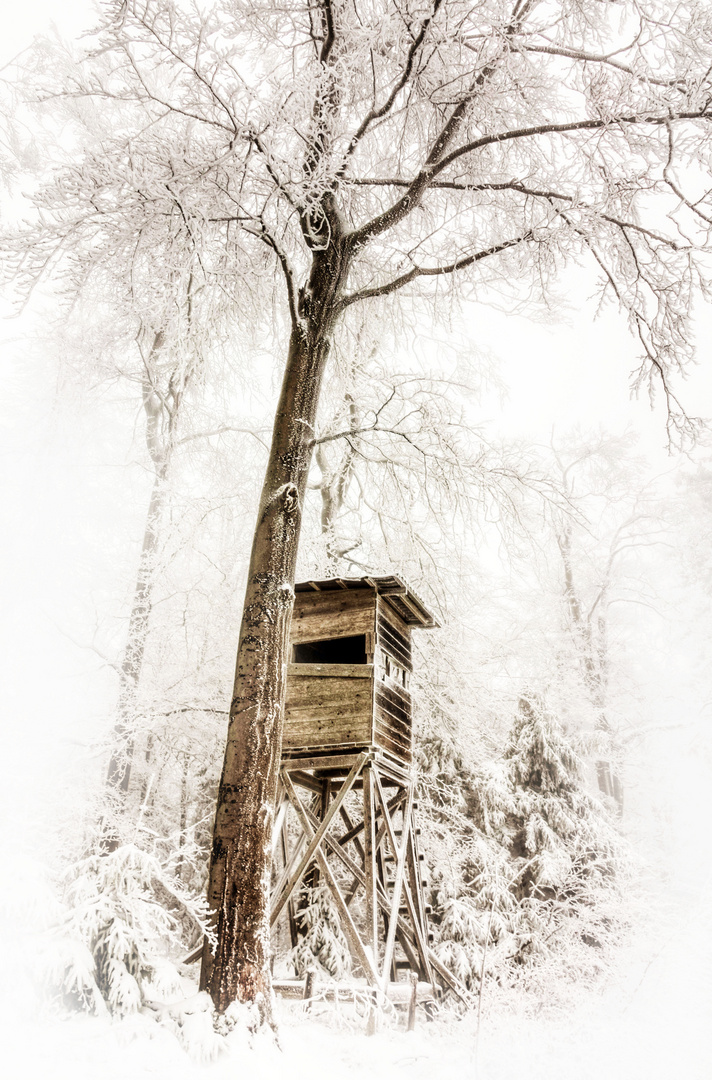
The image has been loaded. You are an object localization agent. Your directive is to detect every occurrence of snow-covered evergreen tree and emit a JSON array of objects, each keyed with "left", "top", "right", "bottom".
[
  {"left": 288, "top": 884, "right": 351, "bottom": 981},
  {"left": 48, "top": 842, "right": 213, "bottom": 1016},
  {"left": 422, "top": 695, "right": 624, "bottom": 993}
]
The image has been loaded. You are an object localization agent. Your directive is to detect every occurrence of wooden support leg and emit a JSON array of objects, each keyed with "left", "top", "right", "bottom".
[
  {"left": 303, "top": 970, "right": 315, "bottom": 1011},
  {"left": 375, "top": 845, "right": 391, "bottom": 973},
  {"left": 407, "top": 971, "right": 418, "bottom": 1032},
  {"left": 363, "top": 763, "right": 378, "bottom": 971},
  {"left": 406, "top": 808, "right": 429, "bottom": 981},
  {"left": 365, "top": 988, "right": 378, "bottom": 1036},
  {"left": 280, "top": 818, "right": 299, "bottom": 949},
  {"left": 282, "top": 770, "right": 379, "bottom": 986},
  {"left": 375, "top": 769, "right": 414, "bottom": 990}
]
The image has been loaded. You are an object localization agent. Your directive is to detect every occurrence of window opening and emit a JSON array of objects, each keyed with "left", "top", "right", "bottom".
[
  {"left": 378, "top": 653, "right": 410, "bottom": 688},
  {"left": 292, "top": 634, "right": 368, "bottom": 664}
]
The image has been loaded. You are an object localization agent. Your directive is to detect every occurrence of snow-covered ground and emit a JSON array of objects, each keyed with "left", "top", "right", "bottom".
[
  {"left": 1, "top": 587, "right": 708, "bottom": 1080},
  {"left": 2, "top": 866, "right": 708, "bottom": 1080}
]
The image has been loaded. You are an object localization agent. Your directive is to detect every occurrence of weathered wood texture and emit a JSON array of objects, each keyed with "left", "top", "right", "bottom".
[
  {"left": 374, "top": 682, "right": 412, "bottom": 764},
  {"left": 284, "top": 664, "right": 374, "bottom": 752},
  {"left": 285, "top": 587, "right": 420, "bottom": 766},
  {"left": 290, "top": 589, "right": 376, "bottom": 644},
  {"left": 376, "top": 598, "right": 413, "bottom": 671}
]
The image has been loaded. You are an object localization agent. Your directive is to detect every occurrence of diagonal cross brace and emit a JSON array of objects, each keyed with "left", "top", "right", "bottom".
[
  {"left": 380, "top": 781, "right": 415, "bottom": 989},
  {"left": 270, "top": 751, "right": 368, "bottom": 925},
  {"left": 281, "top": 769, "right": 380, "bottom": 986},
  {"left": 270, "top": 793, "right": 322, "bottom": 907},
  {"left": 336, "top": 789, "right": 406, "bottom": 847},
  {"left": 371, "top": 764, "right": 433, "bottom": 985}
]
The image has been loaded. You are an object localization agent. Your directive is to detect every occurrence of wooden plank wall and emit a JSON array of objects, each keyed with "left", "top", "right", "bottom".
[
  {"left": 290, "top": 589, "right": 376, "bottom": 644},
  {"left": 283, "top": 665, "right": 374, "bottom": 753},
  {"left": 376, "top": 598, "right": 413, "bottom": 672},
  {"left": 374, "top": 598, "right": 413, "bottom": 765}
]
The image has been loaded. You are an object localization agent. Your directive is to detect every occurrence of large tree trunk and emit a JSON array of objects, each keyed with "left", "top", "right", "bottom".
[{"left": 200, "top": 248, "right": 347, "bottom": 1010}]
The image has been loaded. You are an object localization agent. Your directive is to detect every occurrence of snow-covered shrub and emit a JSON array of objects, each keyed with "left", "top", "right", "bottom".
[
  {"left": 288, "top": 883, "right": 350, "bottom": 979},
  {"left": 48, "top": 843, "right": 213, "bottom": 1016}
]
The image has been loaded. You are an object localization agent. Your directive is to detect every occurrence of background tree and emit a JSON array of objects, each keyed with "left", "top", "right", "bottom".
[
  {"left": 549, "top": 434, "right": 670, "bottom": 812},
  {"left": 421, "top": 693, "right": 624, "bottom": 1001},
  {"left": 8, "top": 0, "right": 712, "bottom": 1016}
]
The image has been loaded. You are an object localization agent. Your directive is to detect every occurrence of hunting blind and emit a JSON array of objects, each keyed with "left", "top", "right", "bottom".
[{"left": 270, "top": 576, "right": 469, "bottom": 1006}]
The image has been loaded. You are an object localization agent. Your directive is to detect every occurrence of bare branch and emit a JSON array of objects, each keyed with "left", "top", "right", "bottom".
[
  {"left": 176, "top": 425, "right": 269, "bottom": 450},
  {"left": 347, "top": 177, "right": 683, "bottom": 248},
  {"left": 516, "top": 42, "right": 686, "bottom": 91},
  {"left": 348, "top": 108, "right": 712, "bottom": 249},
  {"left": 339, "top": 0, "right": 444, "bottom": 170},
  {"left": 340, "top": 232, "right": 534, "bottom": 308}
]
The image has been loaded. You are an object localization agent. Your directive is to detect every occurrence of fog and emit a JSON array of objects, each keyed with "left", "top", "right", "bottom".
[{"left": 2, "top": 2, "right": 712, "bottom": 1077}]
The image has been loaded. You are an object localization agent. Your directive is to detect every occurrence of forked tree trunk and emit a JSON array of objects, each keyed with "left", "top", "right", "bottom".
[
  {"left": 315, "top": 392, "right": 359, "bottom": 569},
  {"left": 200, "top": 241, "right": 348, "bottom": 1011}
]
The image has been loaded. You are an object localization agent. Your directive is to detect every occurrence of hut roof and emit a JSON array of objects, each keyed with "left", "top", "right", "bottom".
[{"left": 294, "top": 575, "right": 439, "bottom": 629}]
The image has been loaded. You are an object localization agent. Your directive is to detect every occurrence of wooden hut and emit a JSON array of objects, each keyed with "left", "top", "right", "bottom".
[
  {"left": 270, "top": 577, "right": 471, "bottom": 1010},
  {"left": 283, "top": 575, "right": 436, "bottom": 769}
]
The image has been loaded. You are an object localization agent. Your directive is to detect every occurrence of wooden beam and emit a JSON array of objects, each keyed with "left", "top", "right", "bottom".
[
  {"left": 288, "top": 769, "right": 324, "bottom": 794},
  {"left": 339, "top": 805, "right": 365, "bottom": 862},
  {"left": 282, "top": 771, "right": 380, "bottom": 986},
  {"left": 287, "top": 662, "right": 373, "bottom": 678},
  {"left": 270, "top": 830, "right": 306, "bottom": 911},
  {"left": 380, "top": 781, "right": 415, "bottom": 990},
  {"left": 363, "top": 763, "right": 378, "bottom": 970},
  {"left": 426, "top": 948, "right": 476, "bottom": 1007},
  {"left": 282, "top": 752, "right": 366, "bottom": 772},
  {"left": 400, "top": 593, "right": 424, "bottom": 621},
  {"left": 279, "top": 813, "right": 299, "bottom": 949},
  {"left": 406, "top": 817, "right": 428, "bottom": 972},
  {"left": 271, "top": 753, "right": 368, "bottom": 923}
]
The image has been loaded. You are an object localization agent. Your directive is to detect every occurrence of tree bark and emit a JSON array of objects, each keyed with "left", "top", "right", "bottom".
[{"left": 200, "top": 238, "right": 350, "bottom": 1012}]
